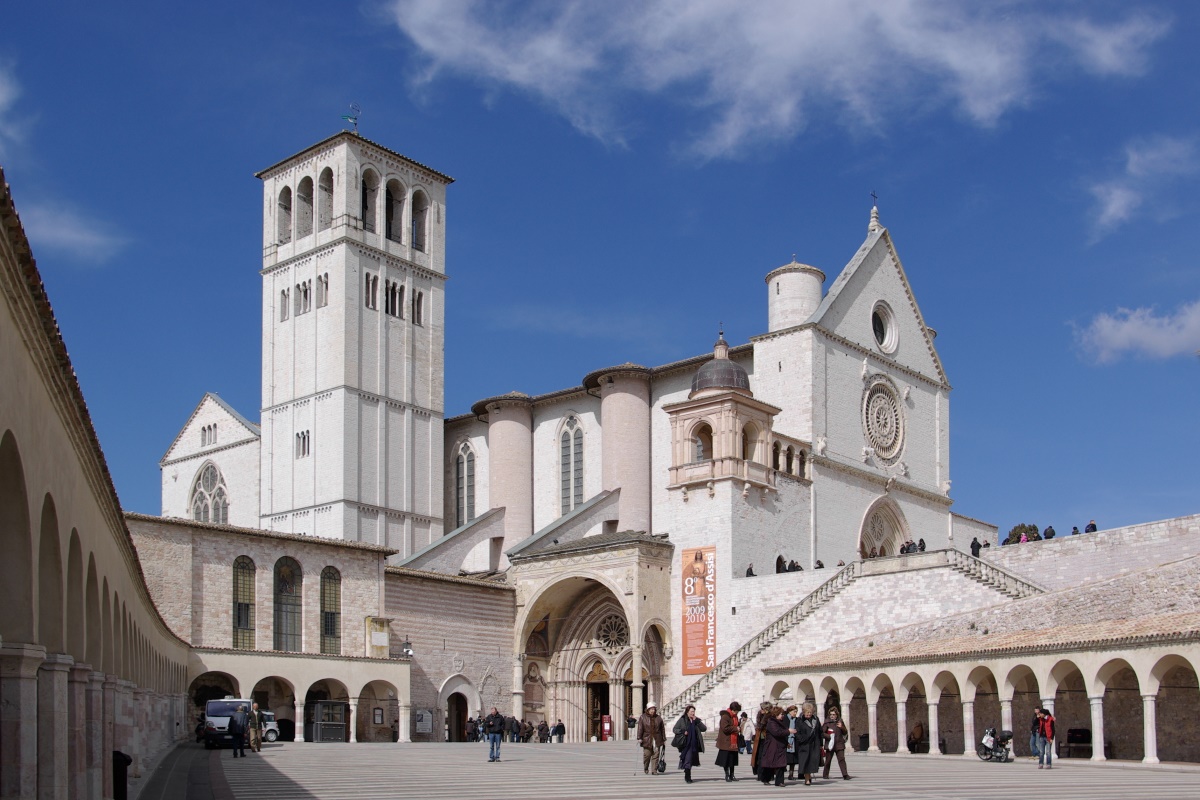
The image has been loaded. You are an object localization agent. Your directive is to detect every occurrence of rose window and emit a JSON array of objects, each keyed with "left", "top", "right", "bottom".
[
  {"left": 596, "top": 614, "right": 629, "bottom": 654},
  {"left": 862, "top": 379, "right": 904, "bottom": 461}
]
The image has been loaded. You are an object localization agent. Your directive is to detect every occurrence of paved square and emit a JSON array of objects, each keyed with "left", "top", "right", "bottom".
[{"left": 217, "top": 742, "right": 1200, "bottom": 800}]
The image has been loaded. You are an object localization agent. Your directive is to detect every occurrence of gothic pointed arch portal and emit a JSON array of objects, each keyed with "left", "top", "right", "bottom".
[{"left": 859, "top": 498, "right": 910, "bottom": 558}]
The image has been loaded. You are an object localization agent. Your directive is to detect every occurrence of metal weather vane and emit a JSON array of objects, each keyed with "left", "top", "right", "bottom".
[{"left": 341, "top": 103, "right": 361, "bottom": 134}]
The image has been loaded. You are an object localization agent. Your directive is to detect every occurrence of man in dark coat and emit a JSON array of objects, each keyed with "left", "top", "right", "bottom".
[
  {"left": 636, "top": 703, "right": 666, "bottom": 775},
  {"left": 228, "top": 704, "right": 249, "bottom": 758},
  {"left": 483, "top": 707, "right": 505, "bottom": 762},
  {"left": 970, "top": 537, "right": 982, "bottom": 557}
]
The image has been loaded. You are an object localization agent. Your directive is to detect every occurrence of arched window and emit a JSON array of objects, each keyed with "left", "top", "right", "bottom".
[
  {"left": 191, "top": 463, "right": 228, "bottom": 524},
  {"left": 317, "top": 273, "right": 329, "bottom": 308},
  {"left": 742, "top": 424, "right": 759, "bottom": 463},
  {"left": 692, "top": 423, "right": 713, "bottom": 463},
  {"left": 413, "top": 291, "right": 424, "bottom": 325},
  {"left": 385, "top": 179, "right": 405, "bottom": 242},
  {"left": 273, "top": 557, "right": 302, "bottom": 652},
  {"left": 317, "top": 168, "right": 333, "bottom": 231},
  {"left": 411, "top": 191, "right": 429, "bottom": 252},
  {"left": 296, "top": 176, "right": 314, "bottom": 238},
  {"left": 364, "top": 273, "right": 378, "bottom": 310},
  {"left": 560, "top": 417, "right": 584, "bottom": 515},
  {"left": 232, "top": 556, "right": 255, "bottom": 650},
  {"left": 320, "top": 566, "right": 341, "bottom": 655},
  {"left": 277, "top": 186, "right": 292, "bottom": 244},
  {"left": 455, "top": 444, "right": 476, "bottom": 528},
  {"left": 772, "top": 441, "right": 781, "bottom": 470},
  {"left": 796, "top": 449, "right": 806, "bottom": 479},
  {"left": 280, "top": 288, "right": 290, "bottom": 321},
  {"left": 361, "top": 170, "right": 379, "bottom": 233},
  {"left": 785, "top": 446, "right": 794, "bottom": 474}
]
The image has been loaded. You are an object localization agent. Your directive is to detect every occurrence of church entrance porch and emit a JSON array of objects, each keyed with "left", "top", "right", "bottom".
[{"left": 586, "top": 670, "right": 609, "bottom": 741}]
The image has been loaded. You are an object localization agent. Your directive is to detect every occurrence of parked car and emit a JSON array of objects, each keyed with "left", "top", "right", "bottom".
[{"left": 261, "top": 711, "right": 280, "bottom": 742}]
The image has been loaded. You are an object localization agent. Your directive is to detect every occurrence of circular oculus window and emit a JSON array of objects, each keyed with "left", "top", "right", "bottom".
[
  {"left": 862, "top": 378, "right": 904, "bottom": 461},
  {"left": 871, "top": 302, "right": 898, "bottom": 353}
]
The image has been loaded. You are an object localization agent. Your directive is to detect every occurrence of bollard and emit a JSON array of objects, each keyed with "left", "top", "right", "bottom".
[{"left": 112, "top": 751, "right": 133, "bottom": 800}]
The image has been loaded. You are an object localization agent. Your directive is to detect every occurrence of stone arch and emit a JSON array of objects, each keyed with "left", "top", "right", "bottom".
[
  {"left": 1150, "top": 654, "right": 1200, "bottom": 763},
  {"left": 1005, "top": 663, "right": 1042, "bottom": 756},
  {"left": 843, "top": 675, "right": 866, "bottom": 736},
  {"left": 930, "top": 670, "right": 963, "bottom": 755},
  {"left": 66, "top": 529, "right": 86, "bottom": 662},
  {"left": 869, "top": 673, "right": 897, "bottom": 752},
  {"left": 796, "top": 678, "right": 817, "bottom": 706},
  {"left": 438, "top": 673, "right": 481, "bottom": 742},
  {"left": 0, "top": 430, "right": 34, "bottom": 642},
  {"left": 1045, "top": 658, "right": 1085, "bottom": 697},
  {"left": 689, "top": 420, "right": 714, "bottom": 461},
  {"left": 1095, "top": 657, "right": 1143, "bottom": 760},
  {"left": 251, "top": 674, "right": 296, "bottom": 740},
  {"left": 101, "top": 580, "right": 113, "bottom": 673},
  {"left": 898, "top": 671, "right": 928, "bottom": 753},
  {"left": 358, "top": 679, "right": 401, "bottom": 743},
  {"left": 38, "top": 494, "right": 65, "bottom": 652},
  {"left": 966, "top": 665, "right": 999, "bottom": 747},
  {"left": 516, "top": 572, "right": 630, "bottom": 654},
  {"left": 769, "top": 680, "right": 791, "bottom": 703},
  {"left": 189, "top": 671, "right": 240, "bottom": 712},
  {"left": 1045, "top": 658, "right": 1088, "bottom": 754},
  {"left": 85, "top": 554, "right": 102, "bottom": 667},
  {"left": 858, "top": 496, "right": 910, "bottom": 558}
]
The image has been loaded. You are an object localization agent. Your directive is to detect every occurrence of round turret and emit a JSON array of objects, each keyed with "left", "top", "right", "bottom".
[{"left": 765, "top": 258, "right": 825, "bottom": 332}]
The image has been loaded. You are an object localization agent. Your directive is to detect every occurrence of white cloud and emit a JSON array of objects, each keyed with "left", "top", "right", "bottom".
[
  {"left": 0, "top": 62, "right": 28, "bottom": 157},
  {"left": 385, "top": 0, "right": 1169, "bottom": 158},
  {"left": 1089, "top": 136, "right": 1199, "bottom": 238},
  {"left": 1078, "top": 300, "right": 1200, "bottom": 363},
  {"left": 20, "top": 203, "right": 130, "bottom": 265}
]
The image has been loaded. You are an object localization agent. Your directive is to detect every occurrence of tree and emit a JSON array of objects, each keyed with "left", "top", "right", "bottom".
[{"left": 1004, "top": 523, "right": 1040, "bottom": 545}]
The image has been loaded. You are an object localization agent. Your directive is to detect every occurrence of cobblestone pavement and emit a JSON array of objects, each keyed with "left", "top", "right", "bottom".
[{"left": 212, "top": 741, "right": 1200, "bottom": 800}]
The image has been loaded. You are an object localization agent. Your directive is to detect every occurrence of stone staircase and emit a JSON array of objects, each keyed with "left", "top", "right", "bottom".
[
  {"left": 942, "top": 548, "right": 1045, "bottom": 598},
  {"left": 659, "top": 550, "right": 1045, "bottom": 719}
]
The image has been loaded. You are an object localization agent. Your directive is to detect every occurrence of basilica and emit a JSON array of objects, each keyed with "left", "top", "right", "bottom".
[{"left": 3, "top": 132, "right": 1198, "bottom": 800}]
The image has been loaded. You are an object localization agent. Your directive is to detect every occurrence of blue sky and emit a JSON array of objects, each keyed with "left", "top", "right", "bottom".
[{"left": 2, "top": 1, "right": 1197, "bottom": 535}]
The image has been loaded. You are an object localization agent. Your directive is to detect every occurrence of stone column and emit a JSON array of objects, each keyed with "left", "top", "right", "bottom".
[
  {"left": 609, "top": 678, "right": 625, "bottom": 741},
  {"left": 39, "top": 652, "right": 74, "bottom": 800},
  {"left": 347, "top": 699, "right": 357, "bottom": 743},
  {"left": 0, "top": 642, "right": 47, "bottom": 800},
  {"left": 295, "top": 701, "right": 306, "bottom": 743},
  {"left": 576, "top": 682, "right": 586, "bottom": 743},
  {"left": 867, "top": 702, "right": 879, "bottom": 753},
  {"left": 896, "top": 700, "right": 907, "bottom": 754},
  {"left": 927, "top": 702, "right": 940, "bottom": 755},
  {"left": 68, "top": 663, "right": 91, "bottom": 800},
  {"left": 512, "top": 657, "right": 526, "bottom": 720},
  {"left": 630, "top": 646, "right": 644, "bottom": 718},
  {"left": 1088, "top": 696, "right": 1105, "bottom": 761},
  {"left": 1000, "top": 699, "right": 1013, "bottom": 760},
  {"left": 961, "top": 701, "right": 975, "bottom": 757},
  {"left": 597, "top": 368, "right": 652, "bottom": 533},
  {"left": 841, "top": 700, "right": 852, "bottom": 738},
  {"left": 397, "top": 703, "right": 411, "bottom": 743},
  {"left": 86, "top": 672, "right": 104, "bottom": 800},
  {"left": 130, "top": 688, "right": 148, "bottom": 777},
  {"left": 1141, "top": 694, "right": 1159, "bottom": 764},
  {"left": 1040, "top": 696, "right": 1055, "bottom": 715}
]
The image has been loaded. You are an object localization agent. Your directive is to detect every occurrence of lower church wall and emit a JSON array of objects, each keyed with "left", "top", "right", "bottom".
[
  {"left": 981, "top": 513, "right": 1200, "bottom": 590},
  {"left": 385, "top": 568, "right": 515, "bottom": 741}
]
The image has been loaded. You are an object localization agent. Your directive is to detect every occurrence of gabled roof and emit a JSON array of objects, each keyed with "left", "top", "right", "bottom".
[
  {"left": 160, "top": 392, "right": 260, "bottom": 465},
  {"left": 809, "top": 225, "right": 948, "bottom": 386}
]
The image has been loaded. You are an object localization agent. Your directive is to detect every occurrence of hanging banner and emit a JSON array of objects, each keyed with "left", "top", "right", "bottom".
[{"left": 681, "top": 546, "right": 717, "bottom": 675}]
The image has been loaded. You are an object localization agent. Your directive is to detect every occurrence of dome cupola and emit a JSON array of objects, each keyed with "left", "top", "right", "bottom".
[{"left": 690, "top": 331, "right": 751, "bottom": 398}]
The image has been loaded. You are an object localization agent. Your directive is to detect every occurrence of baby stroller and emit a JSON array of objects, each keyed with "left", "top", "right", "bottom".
[{"left": 976, "top": 727, "right": 1013, "bottom": 762}]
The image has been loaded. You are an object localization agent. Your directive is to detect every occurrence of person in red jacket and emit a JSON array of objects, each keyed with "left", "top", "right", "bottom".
[{"left": 1036, "top": 708, "right": 1056, "bottom": 769}]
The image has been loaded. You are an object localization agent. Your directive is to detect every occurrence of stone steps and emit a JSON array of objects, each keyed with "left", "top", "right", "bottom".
[{"left": 659, "top": 550, "right": 1046, "bottom": 718}]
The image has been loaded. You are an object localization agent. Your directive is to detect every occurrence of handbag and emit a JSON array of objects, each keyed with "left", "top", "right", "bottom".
[
  {"left": 738, "top": 734, "right": 747, "bottom": 749},
  {"left": 671, "top": 731, "right": 687, "bottom": 750},
  {"left": 657, "top": 755, "right": 667, "bottom": 773}
]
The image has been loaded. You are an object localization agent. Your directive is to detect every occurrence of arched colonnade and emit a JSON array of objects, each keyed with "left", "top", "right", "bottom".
[{"left": 765, "top": 645, "right": 1200, "bottom": 764}]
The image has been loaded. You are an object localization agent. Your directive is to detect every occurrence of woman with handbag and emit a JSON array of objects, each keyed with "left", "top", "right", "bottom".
[
  {"left": 715, "top": 700, "right": 742, "bottom": 782},
  {"left": 821, "top": 707, "right": 852, "bottom": 781},
  {"left": 672, "top": 705, "right": 707, "bottom": 783},
  {"left": 795, "top": 703, "right": 822, "bottom": 785}
]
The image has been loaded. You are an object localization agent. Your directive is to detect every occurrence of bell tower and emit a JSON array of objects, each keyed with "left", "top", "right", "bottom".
[{"left": 255, "top": 132, "right": 453, "bottom": 556}]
